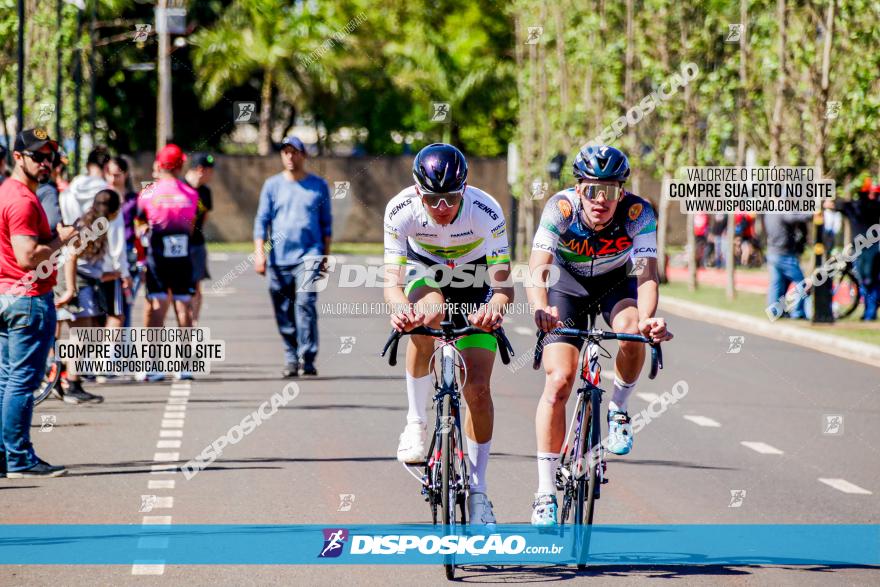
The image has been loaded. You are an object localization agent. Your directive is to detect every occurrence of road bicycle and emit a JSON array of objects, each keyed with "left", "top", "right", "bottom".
[
  {"left": 532, "top": 315, "right": 664, "bottom": 568},
  {"left": 382, "top": 321, "right": 513, "bottom": 579}
]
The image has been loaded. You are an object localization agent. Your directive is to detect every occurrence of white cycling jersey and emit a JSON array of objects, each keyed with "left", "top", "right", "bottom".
[{"left": 383, "top": 185, "right": 511, "bottom": 268}]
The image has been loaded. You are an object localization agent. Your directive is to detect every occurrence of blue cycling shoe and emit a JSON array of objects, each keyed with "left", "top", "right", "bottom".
[{"left": 607, "top": 410, "right": 633, "bottom": 455}]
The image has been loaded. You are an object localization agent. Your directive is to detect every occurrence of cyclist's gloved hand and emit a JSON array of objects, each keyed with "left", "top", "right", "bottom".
[
  {"left": 534, "top": 306, "right": 562, "bottom": 333},
  {"left": 390, "top": 308, "right": 426, "bottom": 333},
  {"left": 469, "top": 305, "right": 504, "bottom": 332},
  {"left": 638, "top": 317, "right": 673, "bottom": 342}
]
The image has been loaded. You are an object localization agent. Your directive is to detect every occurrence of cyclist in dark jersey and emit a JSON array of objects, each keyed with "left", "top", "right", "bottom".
[{"left": 526, "top": 145, "right": 672, "bottom": 526}]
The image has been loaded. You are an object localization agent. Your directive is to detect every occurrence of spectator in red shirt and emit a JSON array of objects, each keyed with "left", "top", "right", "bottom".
[{"left": 0, "top": 129, "right": 79, "bottom": 478}]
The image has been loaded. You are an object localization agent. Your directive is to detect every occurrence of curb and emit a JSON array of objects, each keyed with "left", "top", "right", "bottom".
[{"left": 659, "top": 296, "right": 880, "bottom": 369}]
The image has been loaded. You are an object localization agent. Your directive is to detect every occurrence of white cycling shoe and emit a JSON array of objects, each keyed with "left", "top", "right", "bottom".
[
  {"left": 396, "top": 422, "right": 427, "bottom": 464},
  {"left": 531, "top": 493, "right": 558, "bottom": 526},
  {"left": 467, "top": 492, "right": 497, "bottom": 526}
]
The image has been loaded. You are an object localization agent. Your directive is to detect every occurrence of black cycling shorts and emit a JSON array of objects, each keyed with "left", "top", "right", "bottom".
[
  {"left": 547, "top": 264, "right": 637, "bottom": 350},
  {"left": 145, "top": 233, "right": 195, "bottom": 300}
]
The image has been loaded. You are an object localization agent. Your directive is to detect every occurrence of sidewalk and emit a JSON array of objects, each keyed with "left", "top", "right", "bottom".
[{"left": 666, "top": 266, "right": 768, "bottom": 294}]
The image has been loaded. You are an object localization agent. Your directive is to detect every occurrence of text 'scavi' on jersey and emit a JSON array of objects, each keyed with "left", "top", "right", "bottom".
[
  {"left": 532, "top": 188, "right": 657, "bottom": 295},
  {"left": 384, "top": 186, "right": 511, "bottom": 268}
]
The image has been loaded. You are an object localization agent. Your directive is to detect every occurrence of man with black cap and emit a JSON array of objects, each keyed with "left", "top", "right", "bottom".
[
  {"left": 0, "top": 129, "right": 80, "bottom": 478},
  {"left": 185, "top": 153, "right": 215, "bottom": 325},
  {"left": 253, "top": 136, "right": 332, "bottom": 378}
]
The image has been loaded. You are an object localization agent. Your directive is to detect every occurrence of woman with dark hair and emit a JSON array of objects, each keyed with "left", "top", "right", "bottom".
[
  {"left": 55, "top": 189, "right": 122, "bottom": 403},
  {"left": 105, "top": 156, "right": 141, "bottom": 327}
]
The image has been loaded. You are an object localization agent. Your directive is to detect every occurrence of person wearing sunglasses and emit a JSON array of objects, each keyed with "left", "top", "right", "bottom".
[
  {"left": 383, "top": 143, "right": 513, "bottom": 526},
  {"left": 0, "top": 129, "right": 80, "bottom": 478},
  {"left": 525, "top": 144, "right": 673, "bottom": 526}
]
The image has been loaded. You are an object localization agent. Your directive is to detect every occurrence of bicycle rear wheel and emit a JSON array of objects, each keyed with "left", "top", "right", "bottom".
[
  {"left": 832, "top": 268, "right": 861, "bottom": 319},
  {"left": 33, "top": 357, "right": 61, "bottom": 406}
]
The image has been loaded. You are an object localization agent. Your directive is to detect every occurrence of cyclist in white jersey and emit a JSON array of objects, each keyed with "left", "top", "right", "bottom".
[
  {"left": 383, "top": 143, "right": 513, "bottom": 525},
  {"left": 526, "top": 145, "right": 673, "bottom": 526}
]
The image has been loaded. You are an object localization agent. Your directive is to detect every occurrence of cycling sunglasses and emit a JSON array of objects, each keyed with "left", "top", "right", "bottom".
[
  {"left": 579, "top": 183, "right": 623, "bottom": 201},
  {"left": 23, "top": 150, "right": 57, "bottom": 165},
  {"left": 420, "top": 190, "right": 464, "bottom": 209}
]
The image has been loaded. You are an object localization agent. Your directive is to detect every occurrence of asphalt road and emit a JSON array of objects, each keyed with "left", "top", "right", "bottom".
[{"left": 2, "top": 253, "right": 878, "bottom": 586}]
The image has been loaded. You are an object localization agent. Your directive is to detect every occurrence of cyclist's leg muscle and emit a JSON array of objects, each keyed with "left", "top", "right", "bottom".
[
  {"left": 460, "top": 347, "right": 494, "bottom": 443},
  {"left": 536, "top": 342, "right": 580, "bottom": 452},
  {"left": 608, "top": 299, "right": 645, "bottom": 382}
]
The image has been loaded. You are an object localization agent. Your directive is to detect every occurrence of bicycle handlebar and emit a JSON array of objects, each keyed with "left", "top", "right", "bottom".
[
  {"left": 380, "top": 322, "right": 515, "bottom": 366},
  {"left": 532, "top": 328, "right": 665, "bottom": 379}
]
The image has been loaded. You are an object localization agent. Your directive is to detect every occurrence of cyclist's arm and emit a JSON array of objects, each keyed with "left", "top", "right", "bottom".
[
  {"left": 525, "top": 249, "right": 553, "bottom": 310},
  {"left": 635, "top": 257, "right": 660, "bottom": 320}
]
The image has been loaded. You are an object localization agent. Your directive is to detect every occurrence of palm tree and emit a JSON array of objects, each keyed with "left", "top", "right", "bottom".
[{"left": 190, "top": 0, "right": 297, "bottom": 155}]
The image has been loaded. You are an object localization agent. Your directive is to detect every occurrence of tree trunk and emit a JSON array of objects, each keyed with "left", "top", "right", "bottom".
[
  {"left": 682, "top": 16, "right": 697, "bottom": 292},
  {"left": 814, "top": 0, "right": 835, "bottom": 176},
  {"left": 728, "top": 0, "right": 749, "bottom": 301},
  {"left": 258, "top": 68, "right": 273, "bottom": 156},
  {"left": 769, "top": 0, "right": 787, "bottom": 166}
]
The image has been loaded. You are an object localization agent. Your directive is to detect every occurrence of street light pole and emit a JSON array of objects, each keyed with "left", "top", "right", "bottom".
[
  {"left": 156, "top": 0, "right": 172, "bottom": 149},
  {"left": 56, "top": 0, "right": 63, "bottom": 142}
]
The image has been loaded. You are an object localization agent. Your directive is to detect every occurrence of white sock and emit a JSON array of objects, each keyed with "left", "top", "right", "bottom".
[
  {"left": 466, "top": 436, "right": 491, "bottom": 494},
  {"left": 609, "top": 374, "right": 638, "bottom": 414},
  {"left": 406, "top": 373, "right": 432, "bottom": 426},
  {"left": 537, "top": 452, "right": 559, "bottom": 495}
]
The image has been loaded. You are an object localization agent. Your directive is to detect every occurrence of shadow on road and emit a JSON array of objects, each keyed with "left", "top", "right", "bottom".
[{"left": 454, "top": 563, "right": 876, "bottom": 582}]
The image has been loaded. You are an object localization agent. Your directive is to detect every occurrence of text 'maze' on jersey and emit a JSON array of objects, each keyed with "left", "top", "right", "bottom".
[
  {"left": 383, "top": 186, "right": 511, "bottom": 269},
  {"left": 532, "top": 188, "right": 657, "bottom": 296}
]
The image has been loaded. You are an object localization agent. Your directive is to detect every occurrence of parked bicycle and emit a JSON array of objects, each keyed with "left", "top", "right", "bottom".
[
  {"left": 532, "top": 315, "right": 664, "bottom": 568},
  {"left": 381, "top": 320, "right": 513, "bottom": 579}
]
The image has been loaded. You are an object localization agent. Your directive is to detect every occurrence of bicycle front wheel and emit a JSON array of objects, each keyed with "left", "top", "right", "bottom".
[
  {"left": 439, "top": 393, "right": 456, "bottom": 579},
  {"left": 574, "top": 390, "right": 600, "bottom": 569}
]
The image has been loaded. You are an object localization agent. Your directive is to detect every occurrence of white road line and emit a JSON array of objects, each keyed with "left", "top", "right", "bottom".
[
  {"left": 161, "top": 419, "right": 184, "bottom": 428},
  {"left": 818, "top": 478, "right": 873, "bottom": 495},
  {"left": 148, "top": 480, "right": 175, "bottom": 489},
  {"left": 683, "top": 415, "right": 722, "bottom": 428},
  {"left": 153, "top": 452, "right": 180, "bottom": 462},
  {"left": 167, "top": 398, "right": 188, "bottom": 405},
  {"left": 142, "top": 516, "right": 172, "bottom": 525},
  {"left": 513, "top": 326, "right": 533, "bottom": 336},
  {"left": 144, "top": 496, "right": 174, "bottom": 509},
  {"left": 741, "top": 441, "right": 784, "bottom": 455},
  {"left": 169, "top": 390, "right": 190, "bottom": 397},
  {"left": 137, "top": 536, "right": 170, "bottom": 549},
  {"left": 131, "top": 563, "right": 165, "bottom": 575},
  {"left": 162, "top": 412, "right": 186, "bottom": 420},
  {"left": 156, "top": 440, "right": 181, "bottom": 449},
  {"left": 165, "top": 405, "right": 186, "bottom": 412},
  {"left": 160, "top": 429, "right": 183, "bottom": 438},
  {"left": 636, "top": 392, "right": 661, "bottom": 402}
]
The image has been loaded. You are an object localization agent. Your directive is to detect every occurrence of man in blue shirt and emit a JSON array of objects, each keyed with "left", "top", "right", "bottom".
[{"left": 253, "top": 136, "right": 332, "bottom": 377}]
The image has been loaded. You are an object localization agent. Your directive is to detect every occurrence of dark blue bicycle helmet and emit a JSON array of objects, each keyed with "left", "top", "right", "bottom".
[
  {"left": 572, "top": 145, "right": 630, "bottom": 182},
  {"left": 412, "top": 143, "right": 468, "bottom": 193}
]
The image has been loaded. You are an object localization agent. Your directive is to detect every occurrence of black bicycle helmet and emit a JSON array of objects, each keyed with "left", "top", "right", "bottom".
[
  {"left": 572, "top": 145, "right": 630, "bottom": 182},
  {"left": 412, "top": 143, "right": 468, "bottom": 193}
]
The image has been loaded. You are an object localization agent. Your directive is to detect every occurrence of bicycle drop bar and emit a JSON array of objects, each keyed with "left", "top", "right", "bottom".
[
  {"left": 532, "top": 328, "right": 664, "bottom": 379},
  {"left": 380, "top": 322, "right": 515, "bottom": 366}
]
